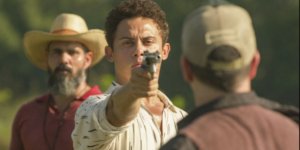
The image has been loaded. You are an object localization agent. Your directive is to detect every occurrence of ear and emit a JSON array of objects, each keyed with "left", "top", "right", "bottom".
[
  {"left": 161, "top": 43, "right": 171, "bottom": 60},
  {"left": 84, "top": 51, "right": 93, "bottom": 70},
  {"left": 180, "top": 55, "right": 194, "bottom": 83},
  {"left": 105, "top": 46, "right": 114, "bottom": 62},
  {"left": 250, "top": 50, "right": 261, "bottom": 80}
]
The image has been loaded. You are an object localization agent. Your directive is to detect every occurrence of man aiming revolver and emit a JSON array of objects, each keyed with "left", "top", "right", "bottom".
[{"left": 72, "top": 0, "right": 187, "bottom": 150}]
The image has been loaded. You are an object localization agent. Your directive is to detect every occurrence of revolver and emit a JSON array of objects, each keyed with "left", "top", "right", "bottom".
[{"left": 142, "top": 51, "right": 161, "bottom": 80}]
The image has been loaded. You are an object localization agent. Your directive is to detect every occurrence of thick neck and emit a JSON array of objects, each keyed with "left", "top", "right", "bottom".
[
  {"left": 191, "top": 78, "right": 251, "bottom": 107},
  {"left": 52, "top": 82, "right": 91, "bottom": 112}
]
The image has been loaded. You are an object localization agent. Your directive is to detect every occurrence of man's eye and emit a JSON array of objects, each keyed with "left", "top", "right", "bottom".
[
  {"left": 68, "top": 51, "right": 76, "bottom": 55},
  {"left": 124, "top": 41, "right": 131, "bottom": 45},
  {"left": 123, "top": 41, "right": 132, "bottom": 45},
  {"left": 51, "top": 50, "right": 60, "bottom": 54},
  {"left": 145, "top": 40, "right": 153, "bottom": 45}
]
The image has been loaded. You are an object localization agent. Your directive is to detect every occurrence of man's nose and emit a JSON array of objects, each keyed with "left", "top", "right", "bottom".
[
  {"left": 60, "top": 52, "right": 71, "bottom": 64},
  {"left": 132, "top": 42, "right": 145, "bottom": 57}
]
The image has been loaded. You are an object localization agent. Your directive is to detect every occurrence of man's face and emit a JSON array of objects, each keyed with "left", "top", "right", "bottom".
[
  {"left": 46, "top": 41, "right": 92, "bottom": 96},
  {"left": 106, "top": 17, "right": 170, "bottom": 84}
]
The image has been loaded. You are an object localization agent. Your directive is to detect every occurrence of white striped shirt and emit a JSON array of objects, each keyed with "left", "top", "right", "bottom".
[{"left": 72, "top": 81, "right": 187, "bottom": 150}]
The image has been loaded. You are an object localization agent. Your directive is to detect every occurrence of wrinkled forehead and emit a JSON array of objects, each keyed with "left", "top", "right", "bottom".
[{"left": 116, "top": 17, "right": 161, "bottom": 38}]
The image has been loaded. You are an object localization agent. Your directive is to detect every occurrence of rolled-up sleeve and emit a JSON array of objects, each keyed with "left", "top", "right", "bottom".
[{"left": 72, "top": 95, "right": 135, "bottom": 150}]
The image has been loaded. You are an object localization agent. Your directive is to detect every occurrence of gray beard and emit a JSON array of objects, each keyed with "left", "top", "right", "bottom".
[{"left": 48, "top": 68, "right": 86, "bottom": 97}]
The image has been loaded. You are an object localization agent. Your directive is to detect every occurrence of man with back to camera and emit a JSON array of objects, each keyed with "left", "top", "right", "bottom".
[
  {"left": 10, "top": 13, "right": 107, "bottom": 150},
  {"left": 72, "top": 0, "right": 187, "bottom": 149},
  {"left": 161, "top": 0, "right": 299, "bottom": 149}
]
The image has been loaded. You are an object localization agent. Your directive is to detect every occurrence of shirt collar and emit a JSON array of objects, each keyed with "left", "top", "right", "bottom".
[
  {"left": 211, "top": 91, "right": 274, "bottom": 109},
  {"left": 36, "top": 85, "right": 102, "bottom": 102},
  {"left": 80, "top": 86, "right": 102, "bottom": 100},
  {"left": 157, "top": 91, "right": 177, "bottom": 113},
  {"left": 104, "top": 81, "right": 177, "bottom": 113},
  {"left": 35, "top": 93, "right": 51, "bottom": 103}
]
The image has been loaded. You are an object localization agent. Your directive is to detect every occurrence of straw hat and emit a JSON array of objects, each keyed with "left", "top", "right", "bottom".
[{"left": 23, "top": 13, "right": 107, "bottom": 70}]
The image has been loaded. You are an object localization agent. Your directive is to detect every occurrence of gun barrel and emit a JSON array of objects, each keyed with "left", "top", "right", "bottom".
[{"left": 142, "top": 51, "right": 161, "bottom": 80}]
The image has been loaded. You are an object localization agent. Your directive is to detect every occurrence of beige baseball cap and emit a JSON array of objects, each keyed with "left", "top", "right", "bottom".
[{"left": 182, "top": 0, "right": 257, "bottom": 71}]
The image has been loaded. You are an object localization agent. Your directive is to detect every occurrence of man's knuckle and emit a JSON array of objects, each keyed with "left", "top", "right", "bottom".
[{"left": 146, "top": 91, "right": 155, "bottom": 97}]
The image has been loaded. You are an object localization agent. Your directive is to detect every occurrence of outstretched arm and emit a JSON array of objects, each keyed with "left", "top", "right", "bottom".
[{"left": 106, "top": 67, "right": 159, "bottom": 126}]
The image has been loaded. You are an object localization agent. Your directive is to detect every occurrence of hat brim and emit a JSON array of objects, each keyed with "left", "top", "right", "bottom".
[{"left": 23, "top": 29, "right": 107, "bottom": 70}]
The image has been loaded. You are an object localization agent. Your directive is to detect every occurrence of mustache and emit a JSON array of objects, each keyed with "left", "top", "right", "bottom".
[{"left": 54, "top": 64, "right": 72, "bottom": 74}]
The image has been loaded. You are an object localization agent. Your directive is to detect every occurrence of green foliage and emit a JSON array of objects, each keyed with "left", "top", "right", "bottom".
[
  {"left": 99, "top": 74, "right": 115, "bottom": 91},
  {"left": 171, "top": 95, "right": 186, "bottom": 110},
  {"left": 0, "top": 103, "right": 15, "bottom": 149},
  {"left": 0, "top": 88, "right": 13, "bottom": 103},
  {"left": 0, "top": 11, "right": 21, "bottom": 50}
]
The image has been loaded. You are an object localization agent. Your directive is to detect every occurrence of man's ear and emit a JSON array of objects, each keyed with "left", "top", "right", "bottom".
[
  {"left": 161, "top": 43, "right": 171, "bottom": 60},
  {"left": 180, "top": 55, "right": 194, "bottom": 83},
  {"left": 84, "top": 52, "right": 93, "bottom": 70},
  {"left": 250, "top": 50, "right": 261, "bottom": 80},
  {"left": 105, "top": 46, "right": 114, "bottom": 62}
]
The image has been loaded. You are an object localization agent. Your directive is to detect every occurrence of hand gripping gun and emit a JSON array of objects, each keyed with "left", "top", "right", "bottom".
[{"left": 141, "top": 51, "right": 161, "bottom": 80}]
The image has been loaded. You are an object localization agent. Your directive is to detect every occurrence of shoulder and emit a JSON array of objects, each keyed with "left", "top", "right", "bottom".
[
  {"left": 83, "top": 93, "right": 110, "bottom": 104},
  {"left": 180, "top": 105, "right": 299, "bottom": 144},
  {"left": 13, "top": 94, "right": 49, "bottom": 122},
  {"left": 249, "top": 105, "right": 299, "bottom": 129},
  {"left": 76, "top": 93, "right": 111, "bottom": 115},
  {"left": 181, "top": 105, "right": 284, "bottom": 131},
  {"left": 17, "top": 94, "right": 49, "bottom": 112}
]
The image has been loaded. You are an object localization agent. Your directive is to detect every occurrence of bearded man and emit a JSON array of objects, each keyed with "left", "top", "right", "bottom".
[{"left": 10, "top": 13, "right": 107, "bottom": 150}]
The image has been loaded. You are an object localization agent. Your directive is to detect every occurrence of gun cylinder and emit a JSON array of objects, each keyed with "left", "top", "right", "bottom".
[{"left": 142, "top": 51, "right": 161, "bottom": 80}]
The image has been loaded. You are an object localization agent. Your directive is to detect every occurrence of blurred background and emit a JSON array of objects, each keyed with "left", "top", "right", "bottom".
[{"left": 0, "top": 0, "right": 298, "bottom": 149}]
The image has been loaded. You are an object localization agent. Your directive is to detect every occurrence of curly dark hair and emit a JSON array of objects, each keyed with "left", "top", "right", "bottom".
[{"left": 105, "top": 0, "right": 169, "bottom": 49}]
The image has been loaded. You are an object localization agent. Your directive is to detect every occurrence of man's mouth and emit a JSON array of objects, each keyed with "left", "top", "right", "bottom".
[
  {"left": 54, "top": 65, "right": 72, "bottom": 75},
  {"left": 57, "top": 70, "right": 69, "bottom": 74},
  {"left": 55, "top": 69, "right": 71, "bottom": 75},
  {"left": 131, "top": 62, "right": 142, "bottom": 68}
]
